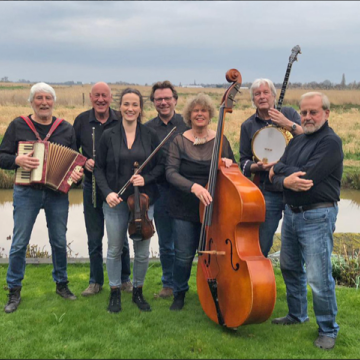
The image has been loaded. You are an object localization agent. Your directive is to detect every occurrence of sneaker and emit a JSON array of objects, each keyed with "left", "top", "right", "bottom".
[
  {"left": 132, "top": 287, "right": 151, "bottom": 311},
  {"left": 108, "top": 288, "right": 122, "bottom": 313},
  {"left": 56, "top": 282, "right": 77, "bottom": 300},
  {"left": 271, "top": 316, "right": 309, "bottom": 325},
  {"left": 4, "top": 287, "right": 21, "bottom": 313},
  {"left": 81, "top": 283, "right": 102, "bottom": 297},
  {"left": 159, "top": 287, "right": 173, "bottom": 298},
  {"left": 170, "top": 292, "right": 185, "bottom": 311},
  {"left": 120, "top": 281, "right": 133, "bottom": 293},
  {"left": 314, "top": 335, "right": 336, "bottom": 350}
]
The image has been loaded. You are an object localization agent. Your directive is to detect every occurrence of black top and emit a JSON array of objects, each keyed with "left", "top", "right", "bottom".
[
  {"left": 73, "top": 108, "right": 119, "bottom": 182},
  {"left": 272, "top": 121, "right": 343, "bottom": 206},
  {"left": 144, "top": 112, "right": 189, "bottom": 186},
  {"left": 0, "top": 115, "right": 77, "bottom": 170},
  {"left": 166, "top": 134, "right": 235, "bottom": 223},
  {"left": 239, "top": 106, "right": 301, "bottom": 192},
  {"left": 94, "top": 121, "right": 164, "bottom": 204}
]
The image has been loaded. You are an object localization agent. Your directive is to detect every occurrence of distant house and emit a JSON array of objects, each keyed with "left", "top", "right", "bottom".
[{"left": 182, "top": 84, "right": 203, "bottom": 88}]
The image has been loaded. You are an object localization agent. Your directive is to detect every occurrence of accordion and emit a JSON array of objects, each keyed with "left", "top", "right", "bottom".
[{"left": 15, "top": 141, "right": 87, "bottom": 194}]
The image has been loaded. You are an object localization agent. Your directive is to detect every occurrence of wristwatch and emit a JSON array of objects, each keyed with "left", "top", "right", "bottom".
[{"left": 291, "top": 123, "right": 297, "bottom": 132}]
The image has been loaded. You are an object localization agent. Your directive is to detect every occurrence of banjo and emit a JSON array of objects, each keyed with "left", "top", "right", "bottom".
[{"left": 251, "top": 45, "right": 301, "bottom": 164}]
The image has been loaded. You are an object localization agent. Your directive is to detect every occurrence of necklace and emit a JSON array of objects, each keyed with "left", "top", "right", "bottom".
[{"left": 193, "top": 130, "right": 209, "bottom": 146}]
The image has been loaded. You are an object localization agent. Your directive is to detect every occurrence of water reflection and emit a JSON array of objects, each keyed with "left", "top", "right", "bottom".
[
  {"left": 0, "top": 189, "right": 159, "bottom": 259},
  {"left": 1, "top": 189, "right": 360, "bottom": 258}
]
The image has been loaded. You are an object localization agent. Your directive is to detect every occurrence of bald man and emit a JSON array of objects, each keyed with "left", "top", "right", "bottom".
[{"left": 73, "top": 82, "right": 132, "bottom": 296}]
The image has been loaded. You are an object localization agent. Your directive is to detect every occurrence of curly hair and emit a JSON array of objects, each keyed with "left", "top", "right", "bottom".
[
  {"left": 150, "top": 80, "right": 178, "bottom": 102},
  {"left": 182, "top": 93, "right": 216, "bottom": 127}
]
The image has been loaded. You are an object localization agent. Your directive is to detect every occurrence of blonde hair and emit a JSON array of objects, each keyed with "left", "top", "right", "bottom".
[{"left": 182, "top": 93, "right": 216, "bottom": 127}]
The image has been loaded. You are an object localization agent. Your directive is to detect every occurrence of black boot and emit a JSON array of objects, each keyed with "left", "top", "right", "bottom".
[
  {"left": 56, "top": 281, "right": 77, "bottom": 300},
  {"left": 108, "top": 287, "right": 122, "bottom": 313},
  {"left": 170, "top": 291, "right": 185, "bottom": 311},
  {"left": 132, "top": 287, "right": 151, "bottom": 312},
  {"left": 4, "top": 286, "right": 21, "bottom": 313}
]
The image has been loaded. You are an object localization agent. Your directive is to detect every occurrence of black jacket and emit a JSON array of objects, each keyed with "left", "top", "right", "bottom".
[{"left": 94, "top": 122, "right": 164, "bottom": 204}]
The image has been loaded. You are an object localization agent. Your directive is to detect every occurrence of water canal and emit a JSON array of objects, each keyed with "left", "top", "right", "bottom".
[{"left": 0, "top": 189, "right": 359, "bottom": 259}]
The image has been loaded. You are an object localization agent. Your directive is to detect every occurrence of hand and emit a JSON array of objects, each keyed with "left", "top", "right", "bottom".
[
  {"left": 70, "top": 167, "right": 84, "bottom": 183},
  {"left": 221, "top": 157, "right": 233, "bottom": 168},
  {"left": 268, "top": 108, "right": 291, "bottom": 128},
  {"left": 15, "top": 150, "right": 40, "bottom": 171},
  {"left": 130, "top": 174, "right": 145, "bottom": 187},
  {"left": 283, "top": 171, "right": 314, "bottom": 192},
  {"left": 256, "top": 161, "right": 277, "bottom": 172},
  {"left": 269, "top": 166, "right": 275, "bottom": 183},
  {"left": 106, "top": 192, "right": 123, "bottom": 208},
  {"left": 85, "top": 159, "right": 95, "bottom": 172},
  {"left": 191, "top": 183, "right": 212, "bottom": 206}
]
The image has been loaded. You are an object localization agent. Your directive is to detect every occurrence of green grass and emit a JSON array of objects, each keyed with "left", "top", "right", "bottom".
[{"left": 0, "top": 263, "right": 359, "bottom": 359}]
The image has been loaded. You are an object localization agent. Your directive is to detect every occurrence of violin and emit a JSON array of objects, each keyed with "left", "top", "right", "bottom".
[
  {"left": 196, "top": 69, "right": 276, "bottom": 328},
  {"left": 127, "top": 162, "right": 155, "bottom": 241}
]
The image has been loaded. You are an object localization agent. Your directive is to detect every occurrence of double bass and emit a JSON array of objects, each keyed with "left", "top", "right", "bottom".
[{"left": 196, "top": 69, "right": 276, "bottom": 328}]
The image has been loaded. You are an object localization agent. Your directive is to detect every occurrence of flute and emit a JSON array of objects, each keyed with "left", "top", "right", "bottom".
[{"left": 92, "top": 127, "right": 96, "bottom": 208}]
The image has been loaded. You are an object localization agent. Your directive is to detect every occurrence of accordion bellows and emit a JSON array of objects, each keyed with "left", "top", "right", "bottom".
[{"left": 15, "top": 141, "right": 87, "bottom": 194}]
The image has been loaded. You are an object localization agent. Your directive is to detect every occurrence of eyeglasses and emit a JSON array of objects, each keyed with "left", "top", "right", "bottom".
[
  {"left": 154, "top": 96, "right": 173, "bottom": 104},
  {"left": 299, "top": 110, "right": 319, "bottom": 117}
]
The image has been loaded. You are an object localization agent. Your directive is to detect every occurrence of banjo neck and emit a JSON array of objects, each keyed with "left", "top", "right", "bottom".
[
  {"left": 276, "top": 62, "right": 293, "bottom": 112},
  {"left": 276, "top": 45, "right": 302, "bottom": 112}
]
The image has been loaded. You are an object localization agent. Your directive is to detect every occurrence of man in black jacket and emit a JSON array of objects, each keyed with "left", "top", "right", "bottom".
[
  {"left": 1, "top": 82, "right": 83, "bottom": 313},
  {"left": 270, "top": 92, "right": 343, "bottom": 350},
  {"left": 73, "top": 82, "right": 132, "bottom": 297},
  {"left": 145, "top": 81, "right": 188, "bottom": 298},
  {"left": 239, "top": 78, "right": 302, "bottom": 257}
]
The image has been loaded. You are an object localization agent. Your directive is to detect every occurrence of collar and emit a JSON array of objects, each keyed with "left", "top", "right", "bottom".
[
  {"left": 155, "top": 112, "right": 178, "bottom": 126},
  {"left": 89, "top": 108, "right": 119, "bottom": 124}
]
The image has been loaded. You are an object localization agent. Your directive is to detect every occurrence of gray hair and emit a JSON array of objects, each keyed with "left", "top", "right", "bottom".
[
  {"left": 250, "top": 78, "right": 277, "bottom": 107},
  {"left": 182, "top": 93, "right": 216, "bottom": 127},
  {"left": 28, "top": 82, "right": 56, "bottom": 102},
  {"left": 299, "top": 92, "right": 330, "bottom": 111}
]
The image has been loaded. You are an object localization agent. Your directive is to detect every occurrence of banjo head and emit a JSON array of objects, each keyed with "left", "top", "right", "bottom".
[{"left": 251, "top": 126, "right": 289, "bottom": 163}]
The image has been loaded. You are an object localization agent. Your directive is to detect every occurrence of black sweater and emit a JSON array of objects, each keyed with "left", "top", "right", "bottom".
[{"left": 272, "top": 121, "right": 343, "bottom": 206}]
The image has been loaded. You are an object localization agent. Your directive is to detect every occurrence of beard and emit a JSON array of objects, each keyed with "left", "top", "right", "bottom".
[{"left": 302, "top": 119, "right": 326, "bottom": 134}]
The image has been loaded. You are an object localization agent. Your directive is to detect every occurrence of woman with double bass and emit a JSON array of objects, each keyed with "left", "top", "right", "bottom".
[
  {"left": 94, "top": 88, "right": 163, "bottom": 313},
  {"left": 165, "top": 93, "right": 235, "bottom": 311}
]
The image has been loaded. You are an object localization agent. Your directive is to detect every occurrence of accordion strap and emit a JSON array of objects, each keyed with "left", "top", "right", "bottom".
[{"left": 20, "top": 116, "right": 64, "bottom": 141}]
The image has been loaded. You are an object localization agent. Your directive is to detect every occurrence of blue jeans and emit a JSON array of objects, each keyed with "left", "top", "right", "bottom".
[
  {"left": 280, "top": 205, "right": 339, "bottom": 338},
  {"left": 154, "top": 184, "right": 175, "bottom": 288},
  {"left": 7, "top": 185, "right": 69, "bottom": 288},
  {"left": 83, "top": 180, "right": 131, "bottom": 286},
  {"left": 259, "top": 190, "right": 284, "bottom": 257},
  {"left": 103, "top": 201, "right": 154, "bottom": 288},
  {"left": 172, "top": 219, "right": 201, "bottom": 296}
]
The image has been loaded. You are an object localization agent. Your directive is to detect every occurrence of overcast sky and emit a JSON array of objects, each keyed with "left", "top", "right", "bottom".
[{"left": 0, "top": 1, "right": 359, "bottom": 85}]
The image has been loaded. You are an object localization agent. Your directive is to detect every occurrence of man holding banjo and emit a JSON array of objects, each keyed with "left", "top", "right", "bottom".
[{"left": 239, "top": 78, "right": 302, "bottom": 257}]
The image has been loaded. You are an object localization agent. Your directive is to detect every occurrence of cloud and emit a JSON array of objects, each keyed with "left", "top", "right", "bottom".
[{"left": 0, "top": 1, "right": 359, "bottom": 84}]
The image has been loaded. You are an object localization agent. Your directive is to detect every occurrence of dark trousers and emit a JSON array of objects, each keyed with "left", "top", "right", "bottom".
[
  {"left": 83, "top": 180, "right": 131, "bottom": 286},
  {"left": 154, "top": 184, "right": 175, "bottom": 289}
]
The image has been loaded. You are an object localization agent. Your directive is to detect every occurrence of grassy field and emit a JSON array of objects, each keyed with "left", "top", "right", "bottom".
[
  {"left": 0, "top": 262, "right": 359, "bottom": 359},
  {"left": 0, "top": 83, "right": 360, "bottom": 184}
]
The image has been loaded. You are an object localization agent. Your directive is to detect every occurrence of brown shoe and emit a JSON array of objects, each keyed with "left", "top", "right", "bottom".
[
  {"left": 120, "top": 281, "right": 133, "bottom": 293},
  {"left": 81, "top": 283, "right": 102, "bottom": 297},
  {"left": 159, "top": 287, "right": 173, "bottom": 298}
]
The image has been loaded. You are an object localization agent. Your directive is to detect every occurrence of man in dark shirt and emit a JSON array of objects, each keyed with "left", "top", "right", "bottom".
[
  {"left": 239, "top": 78, "right": 302, "bottom": 257},
  {"left": 0, "top": 82, "right": 83, "bottom": 313},
  {"left": 270, "top": 92, "right": 343, "bottom": 350},
  {"left": 73, "top": 82, "right": 132, "bottom": 297},
  {"left": 144, "top": 81, "right": 188, "bottom": 298}
]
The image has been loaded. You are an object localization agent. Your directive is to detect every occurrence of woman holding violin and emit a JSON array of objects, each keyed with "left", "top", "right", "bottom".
[
  {"left": 166, "top": 93, "right": 235, "bottom": 311},
  {"left": 94, "top": 88, "right": 163, "bottom": 313}
]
